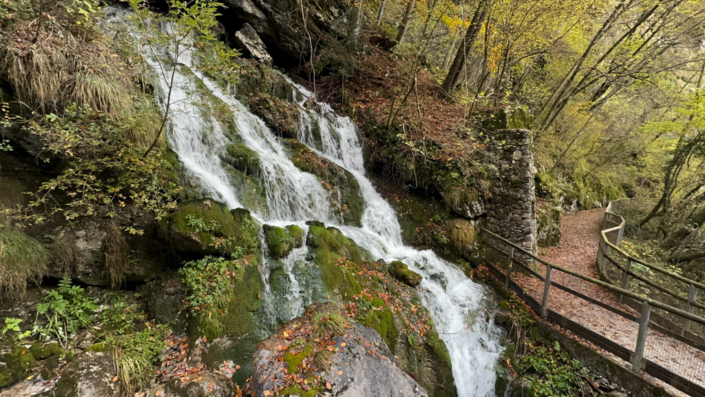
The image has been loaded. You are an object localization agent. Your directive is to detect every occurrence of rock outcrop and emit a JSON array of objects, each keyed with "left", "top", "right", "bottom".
[
  {"left": 233, "top": 23, "right": 273, "bottom": 64},
  {"left": 49, "top": 351, "right": 120, "bottom": 397},
  {"left": 248, "top": 304, "right": 428, "bottom": 397}
]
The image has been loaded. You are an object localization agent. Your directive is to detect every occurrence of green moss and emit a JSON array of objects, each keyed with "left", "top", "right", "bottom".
[
  {"left": 284, "top": 343, "right": 314, "bottom": 374},
  {"left": 389, "top": 261, "right": 423, "bottom": 287},
  {"left": 360, "top": 298, "right": 399, "bottom": 353},
  {"left": 226, "top": 143, "right": 260, "bottom": 175},
  {"left": 165, "top": 200, "right": 260, "bottom": 257},
  {"left": 424, "top": 329, "right": 456, "bottom": 397},
  {"left": 0, "top": 345, "right": 36, "bottom": 388},
  {"left": 279, "top": 385, "right": 323, "bottom": 397},
  {"left": 215, "top": 257, "right": 263, "bottom": 339},
  {"left": 29, "top": 342, "right": 62, "bottom": 360},
  {"left": 264, "top": 225, "right": 298, "bottom": 259},
  {"left": 86, "top": 343, "right": 108, "bottom": 353},
  {"left": 286, "top": 225, "right": 304, "bottom": 247},
  {"left": 306, "top": 226, "right": 363, "bottom": 299}
]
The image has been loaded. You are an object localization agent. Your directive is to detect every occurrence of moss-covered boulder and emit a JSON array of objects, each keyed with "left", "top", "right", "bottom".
[
  {"left": 442, "top": 186, "right": 486, "bottom": 220},
  {"left": 223, "top": 143, "right": 260, "bottom": 176},
  {"left": 389, "top": 261, "right": 423, "bottom": 287},
  {"left": 263, "top": 224, "right": 303, "bottom": 258},
  {"left": 159, "top": 199, "right": 260, "bottom": 258},
  {"left": 0, "top": 346, "right": 36, "bottom": 389},
  {"left": 288, "top": 140, "right": 365, "bottom": 226},
  {"left": 306, "top": 225, "right": 363, "bottom": 298},
  {"left": 249, "top": 304, "right": 427, "bottom": 397}
]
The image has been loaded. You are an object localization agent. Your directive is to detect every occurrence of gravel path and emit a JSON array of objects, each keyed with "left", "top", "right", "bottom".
[{"left": 511, "top": 208, "right": 705, "bottom": 390}]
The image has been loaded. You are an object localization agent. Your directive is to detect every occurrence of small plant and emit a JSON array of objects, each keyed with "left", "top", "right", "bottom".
[
  {"left": 522, "top": 341, "right": 590, "bottom": 396},
  {"left": 1, "top": 318, "right": 30, "bottom": 344},
  {"left": 179, "top": 256, "right": 242, "bottom": 337},
  {"left": 311, "top": 309, "right": 349, "bottom": 338},
  {"left": 34, "top": 277, "right": 98, "bottom": 347},
  {"left": 185, "top": 214, "right": 220, "bottom": 233}
]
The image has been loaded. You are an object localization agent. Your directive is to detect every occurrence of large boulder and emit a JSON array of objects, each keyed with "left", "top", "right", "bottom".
[
  {"left": 158, "top": 199, "right": 260, "bottom": 258},
  {"left": 233, "top": 23, "right": 273, "bottom": 64},
  {"left": 39, "top": 210, "right": 163, "bottom": 286},
  {"left": 49, "top": 351, "right": 119, "bottom": 397},
  {"left": 248, "top": 304, "right": 428, "bottom": 397}
]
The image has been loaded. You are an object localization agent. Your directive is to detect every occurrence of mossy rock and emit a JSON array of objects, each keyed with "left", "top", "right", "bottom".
[
  {"left": 0, "top": 346, "right": 36, "bottom": 389},
  {"left": 359, "top": 298, "right": 399, "bottom": 353},
  {"left": 306, "top": 225, "right": 363, "bottom": 299},
  {"left": 287, "top": 139, "right": 364, "bottom": 226},
  {"left": 226, "top": 168, "right": 267, "bottom": 216},
  {"left": 389, "top": 261, "right": 423, "bottom": 287},
  {"left": 224, "top": 143, "right": 260, "bottom": 176},
  {"left": 263, "top": 224, "right": 303, "bottom": 259},
  {"left": 29, "top": 342, "right": 62, "bottom": 360},
  {"left": 159, "top": 199, "right": 260, "bottom": 258}
]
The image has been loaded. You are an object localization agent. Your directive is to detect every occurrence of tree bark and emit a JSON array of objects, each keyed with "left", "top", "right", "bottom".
[
  {"left": 441, "top": 0, "right": 489, "bottom": 93},
  {"left": 377, "top": 0, "right": 387, "bottom": 22},
  {"left": 395, "top": 0, "right": 417, "bottom": 45}
]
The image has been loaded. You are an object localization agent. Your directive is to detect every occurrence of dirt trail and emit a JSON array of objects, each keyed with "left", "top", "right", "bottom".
[{"left": 512, "top": 208, "right": 705, "bottom": 389}]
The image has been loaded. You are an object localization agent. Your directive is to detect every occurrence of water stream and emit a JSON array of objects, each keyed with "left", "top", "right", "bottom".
[{"left": 122, "top": 11, "right": 504, "bottom": 395}]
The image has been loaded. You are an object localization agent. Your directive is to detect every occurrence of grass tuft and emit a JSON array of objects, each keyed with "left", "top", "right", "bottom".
[
  {"left": 448, "top": 218, "right": 476, "bottom": 254},
  {"left": 0, "top": 227, "right": 49, "bottom": 298},
  {"left": 104, "top": 223, "right": 129, "bottom": 289}
]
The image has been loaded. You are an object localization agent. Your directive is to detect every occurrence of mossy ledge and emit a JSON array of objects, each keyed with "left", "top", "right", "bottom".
[
  {"left": 158, "top": 199, "right": 260, "bottom": 258},
  {"left": 389, "top": 261, "right": 423, "bottom": 287}
]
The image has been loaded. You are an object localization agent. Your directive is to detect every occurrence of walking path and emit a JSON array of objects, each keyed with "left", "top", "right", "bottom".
[{"left": 511, "top": 208, "right": 705, "bottom": 390}]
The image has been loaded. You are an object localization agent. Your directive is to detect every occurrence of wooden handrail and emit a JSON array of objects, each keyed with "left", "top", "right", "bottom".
[{"left": 482, "top": 228, "right": 705, "bottom": 326}]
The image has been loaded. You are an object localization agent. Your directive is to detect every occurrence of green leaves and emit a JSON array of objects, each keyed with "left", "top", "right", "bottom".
[{"left": 33, "top": 277, "right": 98, "bottom": 348}]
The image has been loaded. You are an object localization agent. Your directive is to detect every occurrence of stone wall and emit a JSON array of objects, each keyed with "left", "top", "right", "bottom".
[{"left": 486, "top": 129, "right": 537, "bottom": 254}]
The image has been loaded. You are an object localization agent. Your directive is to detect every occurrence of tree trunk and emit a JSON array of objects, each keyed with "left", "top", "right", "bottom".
[
  {"left": 377, "top": 0, "right": 387, "bottom": 22},
  {"left": 441, "top": 0, "right": 489, "bottom": 93},
  {"left": 395, "top": 0, "right": 417, "bottom": 46},
  {"left": 349, "top": 0, "right": 364, "bottom": 45}
]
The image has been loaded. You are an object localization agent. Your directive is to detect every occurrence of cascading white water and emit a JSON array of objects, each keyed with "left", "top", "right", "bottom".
[{"left": 125, "top": 10, "right": 504, "bottom": 394}]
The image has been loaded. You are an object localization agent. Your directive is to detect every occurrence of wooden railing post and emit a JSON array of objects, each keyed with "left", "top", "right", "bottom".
[
  {"left": 619, "top": 258, "right": 632, "bottom": 303},
  {"left": 541, "top": 264, "right": 552, "bottom": 319},
  {"left": 505, "top": 246, "right": 514, "bottom": 289},
  {"left": 631, "top": 301, "right": 651, "bottom": 372},
  {"left": 682, "top": 284, "right": 698, "bottom": 336}
]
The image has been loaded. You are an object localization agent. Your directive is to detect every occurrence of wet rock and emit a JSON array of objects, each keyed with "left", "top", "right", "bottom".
[
  {"left": 49, "top": 351, "right": 119, "bottom": 397},
  {"left": 249, "top": 96, "right": 300, "bottom": 138},
  {"left": 389, "top": 261, "right": 422, "bottom": 287},
  {"left": 430, "top": 272, "right": 448, "bottom": 290},
  {"left": 287, "top": 140, "right": 365, "bottom": 226},
  {"left": 233, "top": 23, "right": 272, "bottom": 64},
  {"left": 145, "top": 275, "right": 185, "bottom": 330},
  {"left": 137, "top": 372, "right": 232, "bottom": 397},
  {"left": 249, "top": 304, "right": 428, "bottom": 397}
]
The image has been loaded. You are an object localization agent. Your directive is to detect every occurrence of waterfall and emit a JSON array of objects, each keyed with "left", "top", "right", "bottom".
[{"left": 121, "top": 9, "right": 504, "bottom": 395}]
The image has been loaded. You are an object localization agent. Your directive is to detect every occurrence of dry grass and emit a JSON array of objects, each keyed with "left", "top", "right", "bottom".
[
  {"left": 443, "top": 186, "right": 481, "bottom": 212},
  {"left": 49, "top": 238, "right": 78, "bottom": 277},
  {"left": 448, "top": 218, "right": 476, "bottom": 255},
  {"left": 104, "top": 223, "right": 129, "bottom": 289},
  {"left": 0, "top": 227, "right": 49, "bottom": 298}
]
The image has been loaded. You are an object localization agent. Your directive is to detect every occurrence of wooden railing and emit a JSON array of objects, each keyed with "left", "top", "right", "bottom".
[{"left": 482, "top": 228, "right": 705, "bottom": 396}]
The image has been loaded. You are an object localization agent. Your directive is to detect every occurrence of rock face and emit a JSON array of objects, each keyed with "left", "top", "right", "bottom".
[
  {"left": 138, "top": 372, "right": 232, "bottom": 397},
  {"left": 536, "top": 199, "right": 562, "bottom": 247},
  {"left": 248, "top": 304, "right": 428, "bottom": 397},
  {"left": 50, "top": 351, "right": 120, "bottom": 397},
  {"left": 233, "top": 23, "right": 273, "bottom": 64},
  {"left": 222, "top": 0, "right": 347, "bottom": 61}
]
